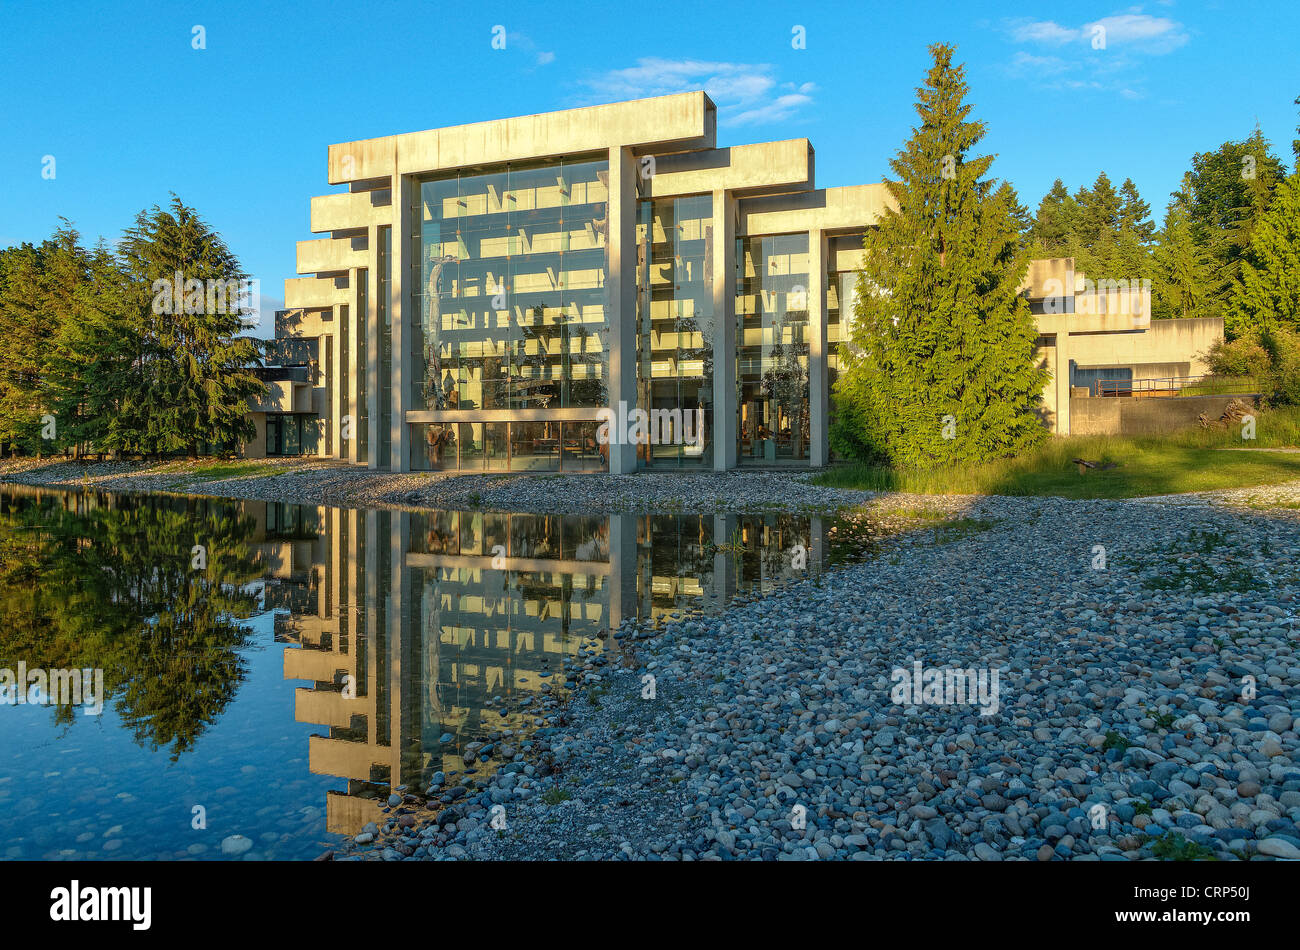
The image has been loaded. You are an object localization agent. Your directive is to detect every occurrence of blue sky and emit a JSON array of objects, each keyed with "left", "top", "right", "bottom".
[{"left": 2, "top": 0, "right": 1296, "bottom": 336}]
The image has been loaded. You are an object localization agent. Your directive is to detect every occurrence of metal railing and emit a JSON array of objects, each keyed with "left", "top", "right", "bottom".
[{"left": 1093, "top": 374, "right": 1260, "bottom": 398}]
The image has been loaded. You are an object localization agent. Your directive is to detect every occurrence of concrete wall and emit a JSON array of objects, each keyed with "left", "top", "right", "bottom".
[
  {"left": 1069, "top": 317, "right": 1223, "bottom": 379},
  {"left": 1070, "top": 394, "right": 1255, "bottom": 436}
]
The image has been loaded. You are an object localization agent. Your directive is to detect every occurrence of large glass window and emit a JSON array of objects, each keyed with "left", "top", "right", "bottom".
[
  {"left": 411, "top": 157, "right": 610, "bottom": 414},
  {"left": 636, "top": 194, "right": 714, "bottom": 468},
  {"left": 827, "top": 232, "right": 865, "bottom": 460},
  {"left": 409, "top": 421, "right": 607, "bottom": 473},
  {"left": 736, "top": 234, "right": 811, "bottom": 463},
  {"left": 265, "top": 414, "right": 317, "bottom": 457}
]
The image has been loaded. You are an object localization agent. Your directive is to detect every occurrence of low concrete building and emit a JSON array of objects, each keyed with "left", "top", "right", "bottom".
[{"left": 1022, "top": 258, "right": 1226, "bottom": 434}]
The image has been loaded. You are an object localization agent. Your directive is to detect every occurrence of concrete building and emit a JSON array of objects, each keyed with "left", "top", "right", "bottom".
[
  {"left": 1021, "top": 258, "right": 1226, "bottom": 434},
  {"left": 254, "top": 97, "right": 1227, "bottom": 466},
  {"left": 262, "top": 501, "right": 824, "bottom": 835},
  {"left": 261, "top": 91, "right": 891, "bottom": 472}
]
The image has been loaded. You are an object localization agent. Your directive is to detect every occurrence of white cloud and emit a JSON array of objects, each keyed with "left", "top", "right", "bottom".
[
  {"left": 507, "top": 33, "right": 556, "bottom": 68},
  {"left": 1000, "top": 9, "right": 1189, "bottom": 96},
  {"left": 1006, "top": 12, "right": 1189, "bottom": 54},
  {"left": 577, "top": 58, "right": 815, "bottom": 127}
]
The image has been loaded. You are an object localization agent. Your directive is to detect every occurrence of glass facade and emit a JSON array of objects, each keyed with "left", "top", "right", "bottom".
[
  {"left": 265, "top": 413, "right": 319, "bottom": 456},
  {"left": 411, "top": 157, "right": 610, "bottom": 415},
  {"left": 826, "top": 232, "right": 865, "bottom": 390},
  {"left": 736, "top": 233, "right": 811, "bottom": 463},
  {"left": 636, "top": 194, "right": 714, "bottom": 468},
  {"left": 826, "top": 232, "right": 865, "bottom": 460},
  {"left": 411, "top": 420, "right": 605, "bottom": 473}
]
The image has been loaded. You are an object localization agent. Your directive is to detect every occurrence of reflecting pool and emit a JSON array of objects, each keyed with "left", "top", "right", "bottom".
[{"left": 0, "top": 486, "right": 867, "bottom": 859}]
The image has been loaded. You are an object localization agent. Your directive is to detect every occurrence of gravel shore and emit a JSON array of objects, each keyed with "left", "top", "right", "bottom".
[
  {"left": 6, "top": 457, "right": 1300, "bottom": 861},
  {"left": 0, "top": 458, "right": 873, "bottom": 514},
  {"left": 333, "top": 492, "right": 1300, "bottom": 862}
]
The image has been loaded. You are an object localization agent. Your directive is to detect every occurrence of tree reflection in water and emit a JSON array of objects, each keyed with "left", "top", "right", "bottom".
[{"left": 0, "top": 489, "right": 262, "bottom": 759}]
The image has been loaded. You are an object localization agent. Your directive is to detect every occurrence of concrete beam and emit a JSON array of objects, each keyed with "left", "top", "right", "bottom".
[
  {"left": 643, "top": 140, "right": 813, "bottom": 199},
  {"left": 285, "top": 275, "right": 350, "bottom": 310},
  {"left": 297, "top": 236, "right": 369, "bottom": 274},
  {"left": 329, "top": 91, "right": 717, "bottom": 184},
  {"left": 739, "top": 184, "right": 894, "bottom": 236},
  {"left": 310, "top": 190, "right": 394, "bottom": 233}
]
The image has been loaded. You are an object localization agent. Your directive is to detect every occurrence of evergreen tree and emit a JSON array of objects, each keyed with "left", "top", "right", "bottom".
[
  {"left": 117, "top": 195, "right": 264, "bottom": 455},
  {"left": 0, "top": 231, "right": 82, "bottom": 456},
  {"left": 833, "top": 44, "right": 1048, "bottom": 466},
  {"left": 1027, "top": 179, "right": 1077, "bottom": 256},
  {"left": 1071, "top": 173, "right": 1124, "bottom": 276},
  {"left": 1186, "top": 127, "right": 1286, "bottom": 311},
  {"left": 1228, "top": 172, "right": 1300, "bottom": 334},
  {"left": 44, "top": 239, "right": 139, "bottom": 455},
  {"left": 1293, "top": 93, "right": 1299, "bottom": 164},
  {"left": 1112, "top": 177, "right": 1156, "bottom": 279},
  {"left": 1154, "top": 176, "right": 1218, "bottom": 320},
  {"left": 1118, "top": 177, "right": 1155, "bottom": 243}
]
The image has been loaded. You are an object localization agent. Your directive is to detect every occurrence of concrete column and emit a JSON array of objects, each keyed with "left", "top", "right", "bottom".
[
  {"left": 330, "top": 302, "right": 344, "bottom": 458},
  {"left": 392, "top": 175, "right": 412, "bottom": 471},
  {"left": 712, "top": 513, "right": 738, "bottom": 608},
  {"left": 366, "top": 226, "right": 381, "bottom": 470},
  {"left": 344, "top": 292, "right": 357, "bottom": 462},
  {"left": 364, "top": 510, "right": 379, "bottom": 747},
  {"left": 1057, "top": 333, "right": 1072, "bottom": 436},
  {"left": 711, "top": 190, "right": 737, "bottom": 471},
  {"left": 809, "top": 229, "right": 828, "bottom": 467},
  {"left": 606, "top": 146, "right": 638, "bottom": 474},
  {"left": 608, "top": 514, "right": 638, "bottom": 629},
  {"left": 389, "top": 511, "right": 408, "bottom": 781}
]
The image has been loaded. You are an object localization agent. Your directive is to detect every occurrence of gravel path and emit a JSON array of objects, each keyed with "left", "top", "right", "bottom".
[{"left": 335, "top": 493, "right": 1300, "bottom": 862}]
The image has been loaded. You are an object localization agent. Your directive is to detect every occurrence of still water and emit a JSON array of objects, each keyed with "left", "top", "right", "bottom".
[{"left": 0, "top": 486, "right": 867, "bottom": 860}]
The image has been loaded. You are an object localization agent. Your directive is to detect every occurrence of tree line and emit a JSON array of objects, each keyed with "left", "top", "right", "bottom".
[
  {"left": 0, "top": 196, "right": 264, "bottom": 458},
  {"left": 833, "top": 43, "right": 1300, "bottom": 466},
  {"left": 1026, "top": 123, "right": 1297, "bottom": 331}
]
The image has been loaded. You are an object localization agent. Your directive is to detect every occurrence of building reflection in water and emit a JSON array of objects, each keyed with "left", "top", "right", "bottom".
[{"left": 256, "top": 503, "right": 826, "bottom": 837}]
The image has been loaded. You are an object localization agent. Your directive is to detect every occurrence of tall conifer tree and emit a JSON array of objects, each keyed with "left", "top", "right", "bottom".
[
  {"left": 833, "top": 44, "right": 1048, "bottom": 466},
  {"left": 117, "top": 195, "right": 264, "bottom": 455}
]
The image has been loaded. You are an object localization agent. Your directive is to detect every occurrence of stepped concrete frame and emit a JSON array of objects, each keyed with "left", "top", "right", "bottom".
[
  {"left": 263, "top": 91, "right": 894, "bottom": 472},
  {"left": 257, "top": 96, "right": 1224, "bottom": 467}
]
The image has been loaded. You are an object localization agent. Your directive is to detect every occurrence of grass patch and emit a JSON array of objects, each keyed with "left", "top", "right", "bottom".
[
  {"left": 1102, "top": 731, "right": 1131, "bottom": 754},
  {"left": 930, "top": 517, "right": 998, "bottom": 543},
  {"left": 158, "top": 459, "right": 283, "bottom": 480},
  {"left": 815, "top": 406, "right": 1300, "bottom": 499},
  {"left": 1130, "top": 528, "right": 1257, "bottom": 593},
  {"left": 1148, "top": 831, "right": 1217, "bottom": 861},
  {"left": 540, "top": 788, "right": 571, "bottom": 805}
]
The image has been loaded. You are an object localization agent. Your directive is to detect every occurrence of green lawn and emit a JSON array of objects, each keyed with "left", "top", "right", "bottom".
[{"left": 815, "top": 407, "right": 1300, "bottom": 499}]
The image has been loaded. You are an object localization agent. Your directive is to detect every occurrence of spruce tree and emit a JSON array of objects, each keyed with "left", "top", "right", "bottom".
[
  {"left": 1028, "top": 179, "right": 1077, "bottom": 256},
  {"left": 0, "top": 244, "right": 44, "bottom": 454},
  {"left": 1154, "top": 177, "right": 1218, "bottom": 320},
  {"left": 1228, "top": 172, "right": 1300, "bottom": 334},
  {"left": 44, "top": 239, "right": 138, "bottom": 455},
  {"left": 117, "top": 195, "right": 264, "bottom": 456},
  {"left": 834, "top": 43, "right": 1048, "bottom": 466},
  {"left": 1186, "top": 128, "right": 1287, "bottom": 316}
]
